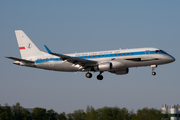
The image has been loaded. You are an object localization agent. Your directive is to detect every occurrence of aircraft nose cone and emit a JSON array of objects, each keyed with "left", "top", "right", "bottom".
[
  {"left": 168, "top": 55, "right": 175, "bottom": 63},
  {"left": 172, "top": 57, "right": 175, "bottom": 62}
]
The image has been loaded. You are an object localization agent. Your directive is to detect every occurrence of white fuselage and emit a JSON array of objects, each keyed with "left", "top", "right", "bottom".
[{"left": 34, "top": 47, "right": 175, "bottom": 72}]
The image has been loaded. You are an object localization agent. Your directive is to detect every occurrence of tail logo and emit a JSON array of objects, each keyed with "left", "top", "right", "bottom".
[
  {"left": 19, "top": 47, "right": 25, "bottom": 50},
  {"left": 27, "top": 43, "right": 32, "bottom": 49}
]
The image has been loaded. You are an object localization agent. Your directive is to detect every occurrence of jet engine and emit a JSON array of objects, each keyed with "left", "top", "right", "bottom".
[
  {"left": 93, "top": 61, "right": 126, "bottom": 71},
  {"left": 94, "top": 62, "right": 112, "bottom": 71}
]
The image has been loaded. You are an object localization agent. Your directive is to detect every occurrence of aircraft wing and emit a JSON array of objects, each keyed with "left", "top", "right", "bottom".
[
  {"left": 44, "top": 45, "right": 97, "bottom": 66},
  {"left": 5, "top": 56, "right": 35, "bottom": 63}
]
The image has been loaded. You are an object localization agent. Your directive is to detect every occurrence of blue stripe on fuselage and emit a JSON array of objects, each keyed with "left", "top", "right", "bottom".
[{"left": 35, "top": 50, "right": 167, "bottom": 64}]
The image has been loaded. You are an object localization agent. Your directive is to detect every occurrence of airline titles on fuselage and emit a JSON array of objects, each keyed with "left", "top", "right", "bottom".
[{"left": 75, "top": 50, "right": 121, "bottom": 57}]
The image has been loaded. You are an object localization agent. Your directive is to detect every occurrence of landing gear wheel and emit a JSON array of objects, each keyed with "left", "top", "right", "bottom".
[
  {"left": 86, "top": 72, "right": 92, "bottom": 78},
  {"left": 97, "top": 75, "right": 103, "bottom": 80},
  {"left": 152, "top": 72, "right": 156, "bottom": 76},
  {"left": 151, "top": 65, "right": 157, "bottom": 76}
]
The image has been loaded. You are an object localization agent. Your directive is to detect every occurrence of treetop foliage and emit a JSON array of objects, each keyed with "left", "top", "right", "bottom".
[{"left": 0, "top": 103, "right": 163, "bottom": 120}]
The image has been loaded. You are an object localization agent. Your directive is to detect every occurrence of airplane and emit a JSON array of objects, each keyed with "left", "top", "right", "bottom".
[{"left": 6, "top": 30, "right": 175, "bottom": 80}]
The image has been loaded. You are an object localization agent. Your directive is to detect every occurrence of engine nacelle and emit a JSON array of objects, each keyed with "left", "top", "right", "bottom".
[
  {"left": 110, "top": 68, "right": 129, "bottom": 75},
  {"left": 110, "top": 61, "right": 126, "bottom": 70},
  {"left": 94, "top": 62, "right": 112, "bottom": 71}
]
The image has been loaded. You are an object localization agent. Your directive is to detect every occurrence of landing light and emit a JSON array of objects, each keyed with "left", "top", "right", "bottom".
[{"left": 13, "top": 61, "right": 20, "bottom": 65}]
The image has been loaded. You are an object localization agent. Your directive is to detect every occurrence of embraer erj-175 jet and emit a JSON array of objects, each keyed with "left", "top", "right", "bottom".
[{"left": 6, "top": 30, "right": 175, "bottom": 80}]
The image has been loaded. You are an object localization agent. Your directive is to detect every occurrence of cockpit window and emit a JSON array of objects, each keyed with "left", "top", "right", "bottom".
[
  {"left": 155, "top": 50, "right": 160, "bottom": 53},
  {"left": 155, "top": 50, "right": 167, "bottom": 54},
  {"left": 160, "top": 50, "right": 167, "bottom": 53}
]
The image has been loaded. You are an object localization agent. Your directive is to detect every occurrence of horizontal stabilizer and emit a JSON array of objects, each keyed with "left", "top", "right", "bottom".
[{"left": 5, "top": 56, "right": 35, "bottom": 63}]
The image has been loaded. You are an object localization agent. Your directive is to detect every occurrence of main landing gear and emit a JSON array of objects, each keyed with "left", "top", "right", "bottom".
[
  {"left": 97, "top": 72, "right": 103, "bottom": 80},
  {"left": 85, "top": 71, "right": 104, "bottom": 80},
  {"left": 151, "top": 65, "right": 157, "bottom": 76},
  {"left": 86, "top": 72, "right": 92, "bottom": 78}
]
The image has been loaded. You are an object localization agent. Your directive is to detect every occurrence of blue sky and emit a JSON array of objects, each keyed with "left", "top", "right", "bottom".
[{"left": 0, "top": 1, "right": 179, "bottom": 113}]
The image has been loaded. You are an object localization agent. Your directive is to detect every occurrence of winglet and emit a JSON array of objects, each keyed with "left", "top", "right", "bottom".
[{"left": 44, "top": 45, "right": 53, "bottom": 54}]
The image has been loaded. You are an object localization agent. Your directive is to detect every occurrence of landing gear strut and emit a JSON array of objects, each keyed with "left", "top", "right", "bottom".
[
  {"left": 86, "top": 72, "right": 92, "bottom": 78},
  {"left": 97, "top": 71, "right": 104, "bottom": 80},
  {"left": 151, "top": 65, "right": 157, "bottom": 76}
]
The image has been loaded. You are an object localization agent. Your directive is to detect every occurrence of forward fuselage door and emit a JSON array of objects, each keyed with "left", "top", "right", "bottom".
[{"left": 145, "top": 50, "right": 150, "bottom": 59}]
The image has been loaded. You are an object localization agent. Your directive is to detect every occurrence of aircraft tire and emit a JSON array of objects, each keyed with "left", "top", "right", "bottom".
[
  {"left": 152, "top": 72, "right": 156, "bottom": 76},
  {"left": 97, "top": 75, "right": 103, "bottom": 80},
  {"left": 86, "top": 72, "right": 92, "bottom": 78}
]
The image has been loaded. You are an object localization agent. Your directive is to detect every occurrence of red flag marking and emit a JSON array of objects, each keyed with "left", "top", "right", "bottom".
[{"left": 19, "top": 47, "right": 25, "bottom": 50}]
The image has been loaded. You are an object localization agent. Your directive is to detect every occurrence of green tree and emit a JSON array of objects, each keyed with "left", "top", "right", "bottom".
[
  {"left": 47, "top": 109, "right": 58, "bottom": 120},
  {"left": 97, "top": 107, "right": 115, "bottom": 120},
  {"left": 0, "top": 103, "right": 14, "bottom": 120},
  {"left": 112, "top": 107, "right": 123, "bottom": 120},
  {"left": 121, "top": 107, "right": 130, "bottom": 120},
  {"left": 13, "top": 102, "right": 22, "bottom": 120},
  {"left": 85, "top": 106, "right": 98, "bottom": 120},
  {"left": 135, "top": 107, "right": 161, "bottom": 120},
  {"left": 21, "top": 108, "right": 32, "bottom": 120},
  {"left": 0, "top": 111, "right": 9, "bottom": 120},
  {"left": 129, "top": 109, "right": 137, "bottom": 120},
  {"left": 67, "top": 113, "right": 73, "bottom": 120},
  {"left": 32, "top": 107, "right": 48, "bottom": 120},
  {"left": 86, "top": 106, "right": 134, "bottom": 120},
  {"left": 56, "top": 112, "right": 67, "bottom": 120},
  {"left": 72, "top": 109, "right": 86, "bottom": 120}
]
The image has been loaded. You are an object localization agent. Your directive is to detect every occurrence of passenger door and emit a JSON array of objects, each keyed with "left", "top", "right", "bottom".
[{"left": 145, "top": 50, "right": 150, "bottom": 59}]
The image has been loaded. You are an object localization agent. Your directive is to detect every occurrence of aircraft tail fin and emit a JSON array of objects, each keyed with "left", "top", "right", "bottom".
[{"left": 15, "top": 30, "right": 43, "bottom": 59}]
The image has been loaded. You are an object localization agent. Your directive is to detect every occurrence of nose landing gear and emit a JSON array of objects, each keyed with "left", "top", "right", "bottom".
[
  {"left": 151, "top": 65, "right": 157, "bottom": 76},
  {"left": 152, "top": 71, "right": 156, "bottom": 76}
]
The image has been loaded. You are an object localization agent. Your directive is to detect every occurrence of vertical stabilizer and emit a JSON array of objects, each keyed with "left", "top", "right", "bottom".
[{"left": 15, "top": 30, "right": 43, "bottom": 59}]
